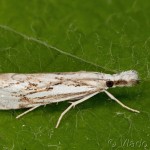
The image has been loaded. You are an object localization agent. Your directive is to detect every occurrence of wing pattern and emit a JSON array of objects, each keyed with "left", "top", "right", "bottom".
[{"left": 0, "top": 72, "right": 101, "bottom": 109}]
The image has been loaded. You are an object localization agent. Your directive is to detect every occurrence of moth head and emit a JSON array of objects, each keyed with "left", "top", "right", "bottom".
[{"left": 105, "top": 70, "right": 139, "bottom": 88}]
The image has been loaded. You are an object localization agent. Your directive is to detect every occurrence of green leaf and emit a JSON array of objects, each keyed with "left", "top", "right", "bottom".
[{"left": 0, "top": 0, "right": 149, "bottom": 149}]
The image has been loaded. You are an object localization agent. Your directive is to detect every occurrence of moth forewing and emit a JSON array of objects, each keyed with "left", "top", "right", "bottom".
[{"left": 0, "top": 72, "right": 101, "bottom": 109}]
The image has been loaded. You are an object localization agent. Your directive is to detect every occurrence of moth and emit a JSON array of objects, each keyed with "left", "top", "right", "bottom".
[{"left": 0, "top": 70, "right": 140, "bottom": 128}]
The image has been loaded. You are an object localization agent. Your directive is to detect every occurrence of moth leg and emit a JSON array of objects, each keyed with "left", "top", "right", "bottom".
[
  {"left": 16, "top": 105, "right": 41, "bottom": 119},
  {"left": 104, "top": 90, "right": 140, "bottom": 113},
  {"left": 55, "top": 92, "right": 99, "bottom": 128}
]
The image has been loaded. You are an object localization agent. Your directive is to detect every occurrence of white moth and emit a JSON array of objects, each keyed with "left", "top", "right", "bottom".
[{"left": 0, "top": 70, "right": 140, "bottom": 128}]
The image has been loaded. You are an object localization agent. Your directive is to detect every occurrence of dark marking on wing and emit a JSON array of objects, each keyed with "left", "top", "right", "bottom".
[
  {"left": 20, "top": 96, "right": 30, "bottom": 102},
  {"left": 46, "top": 87, "right": 53, "bottom": 90},
  {"left": 114, "top": 80, "right": 127, "bottom": 85}
]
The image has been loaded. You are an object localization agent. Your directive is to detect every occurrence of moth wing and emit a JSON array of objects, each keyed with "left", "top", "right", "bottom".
[{"left": 0, "top": 73, "right": 100, "bottom": 109}]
